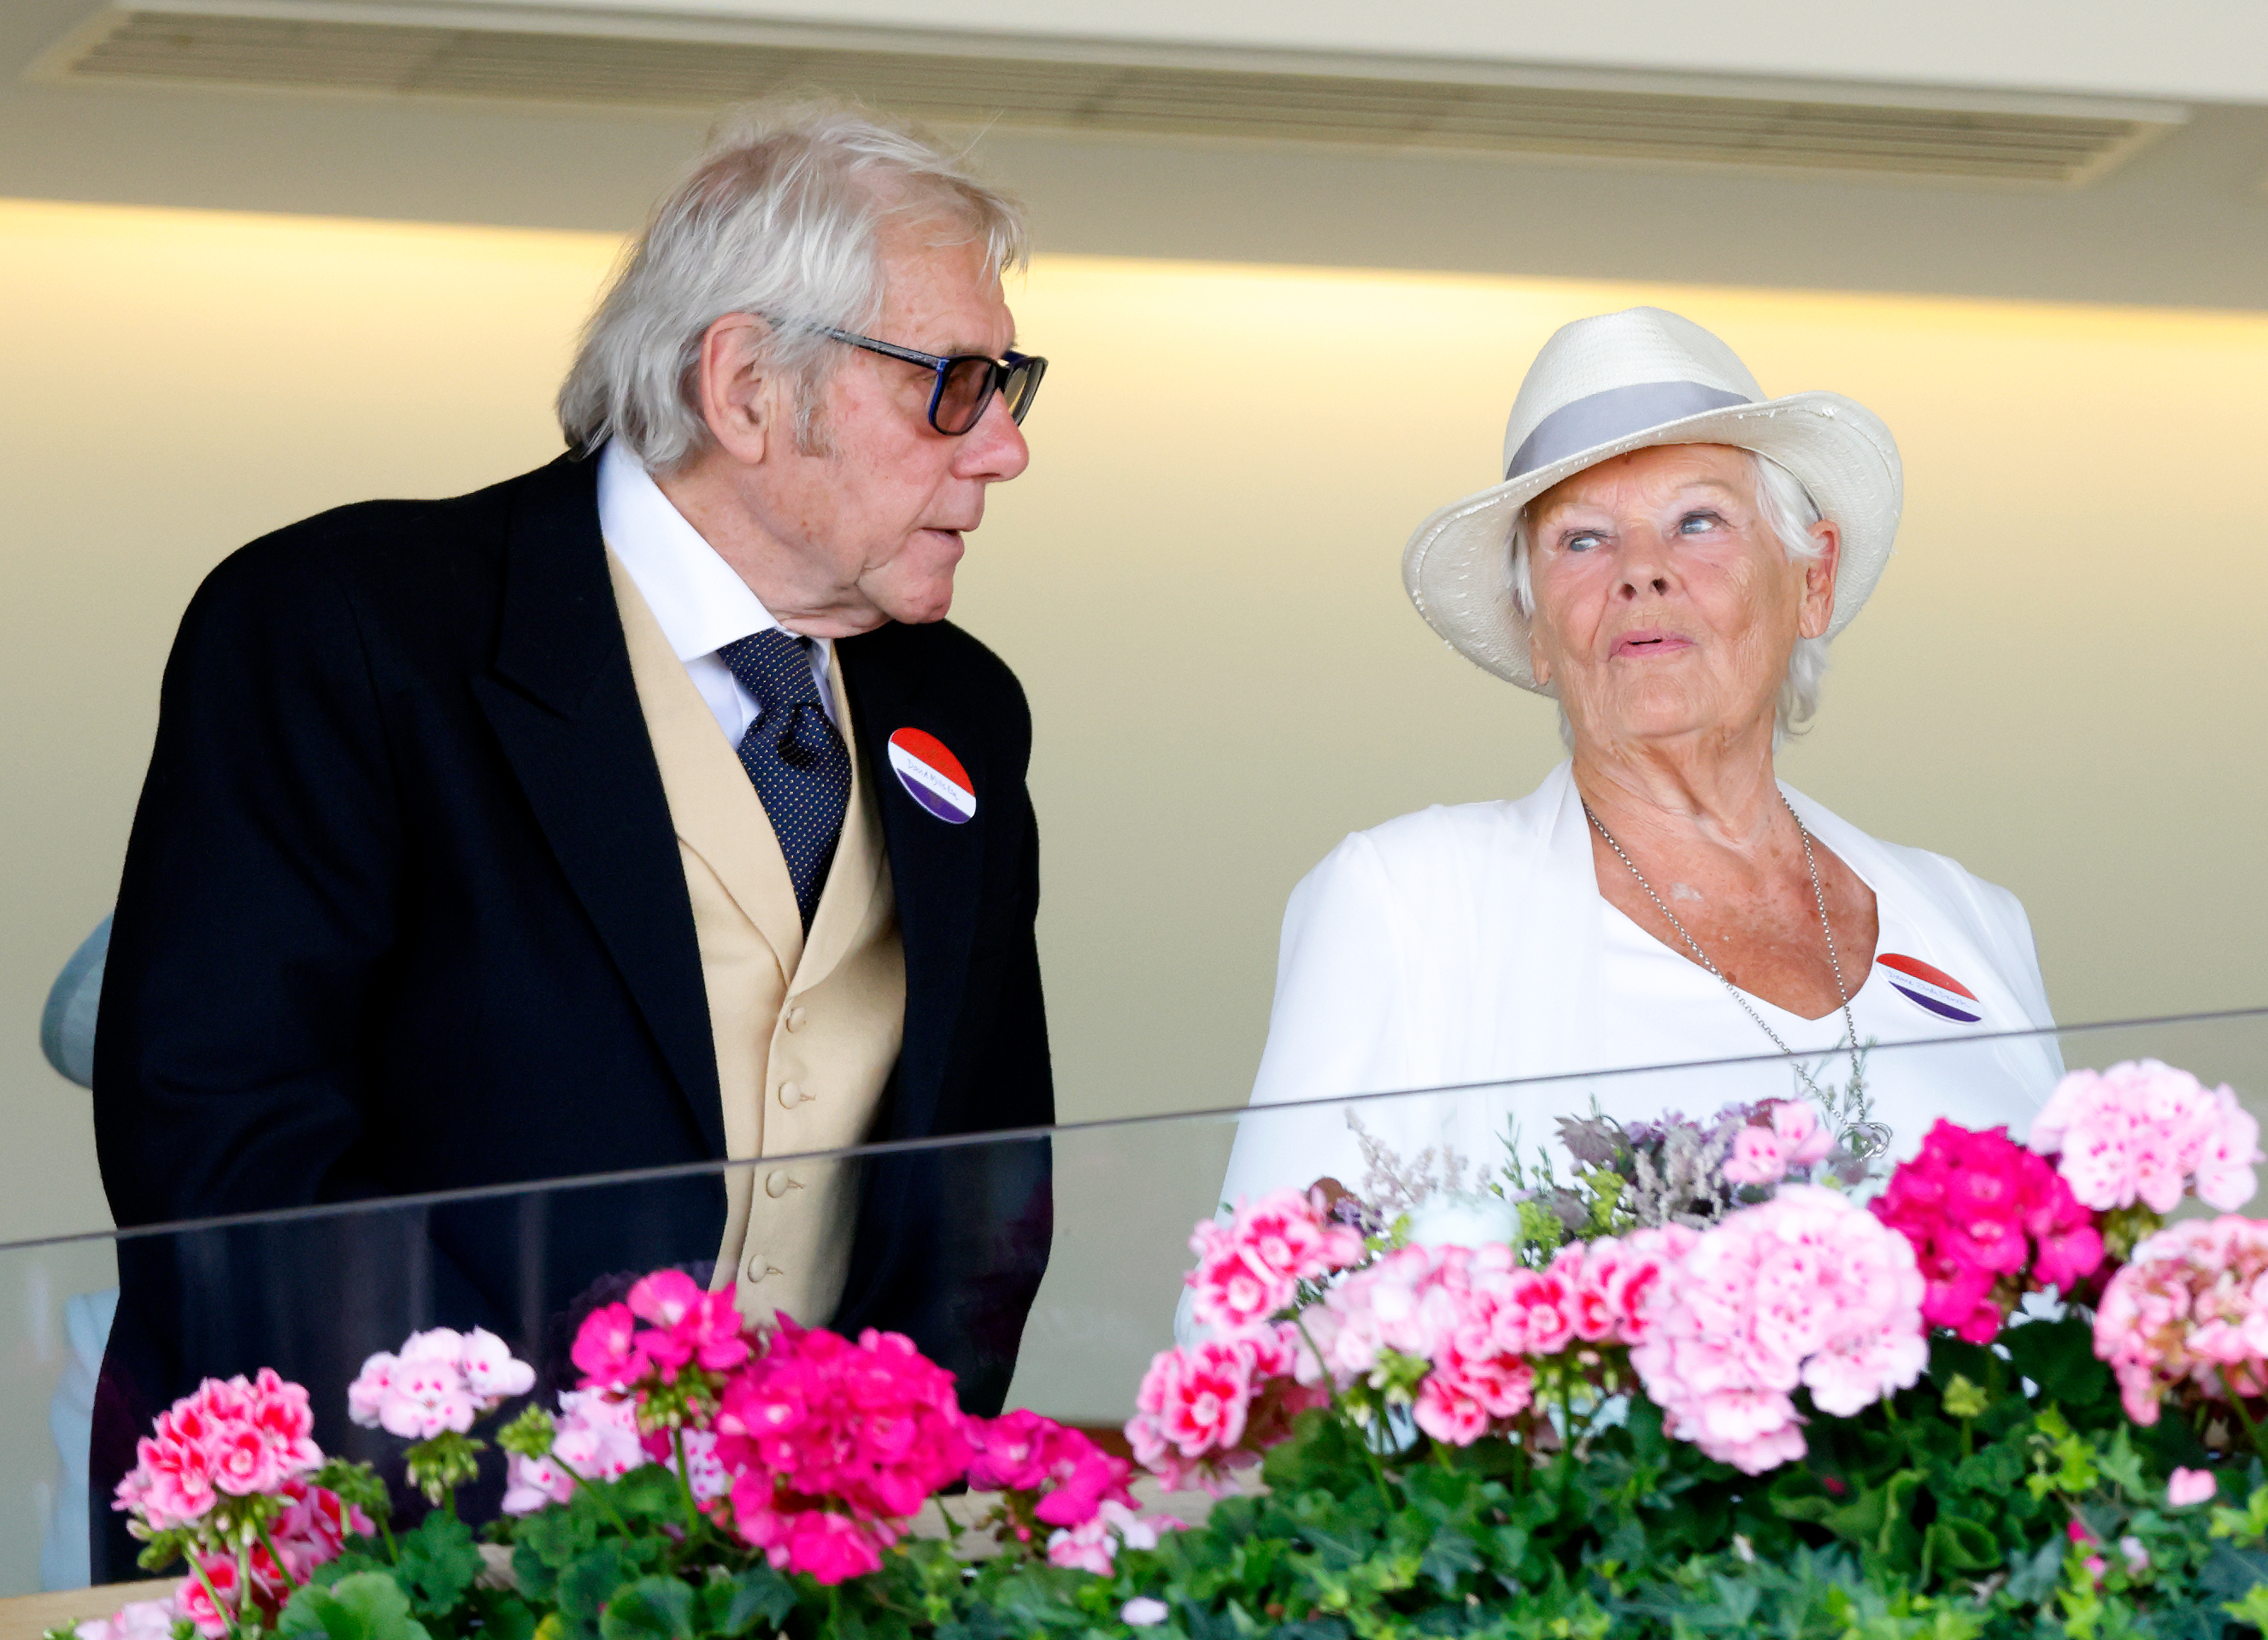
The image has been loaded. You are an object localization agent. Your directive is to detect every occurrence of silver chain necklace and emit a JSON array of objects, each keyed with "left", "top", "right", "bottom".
[{"left": 1583, "top": 793, "right": 1864, "bottom": 1108}]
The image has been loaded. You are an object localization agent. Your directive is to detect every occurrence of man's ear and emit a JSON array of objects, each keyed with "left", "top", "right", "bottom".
[
  {"left": 1798, "top": 519, "right": 1842, "bottom": 640},
  {"left": 695, "top": 314, "right": 777, "bottom": 465}
]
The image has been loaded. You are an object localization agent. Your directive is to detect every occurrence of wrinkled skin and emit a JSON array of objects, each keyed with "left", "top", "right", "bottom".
[
  {"left": 1525, "top": 443, "right": 1877, "bottom": 1020},
  {"left": 657, "top": 205, "right": 1031, "bottom": 637}
]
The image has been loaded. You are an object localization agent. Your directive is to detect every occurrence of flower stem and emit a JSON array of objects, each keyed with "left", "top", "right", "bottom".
[
  {"left": 187, "top": 1555, "right": 236, "bottom": 1640},
  {"left": 550, "top": 1450, "right": 634, "bottom": 1535},
  {"left": 253, "top": 1521, "right": 301, "bottom": 1597},
  {"left": 670, "top": 1429, "right": 702, "bottom": 1534},
  {"left": 2220, "top": 1371, "right": 2265, "bottom": 1461},
  {"left": 1292, "top": 1313, "right": 1391, "bottom": 1499}
]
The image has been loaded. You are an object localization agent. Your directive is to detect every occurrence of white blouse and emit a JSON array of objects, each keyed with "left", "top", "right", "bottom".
[{"left": 1212, "top": 761, "right": 2062, "bottom": 1214}]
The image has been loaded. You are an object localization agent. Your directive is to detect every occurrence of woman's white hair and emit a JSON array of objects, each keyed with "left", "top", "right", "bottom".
[
  {"left": 558, "top": 97, "right": 1027, "bottom": 470},
  {"left": 1509, "top": 449, "right": 1832, "bottom": 749}
]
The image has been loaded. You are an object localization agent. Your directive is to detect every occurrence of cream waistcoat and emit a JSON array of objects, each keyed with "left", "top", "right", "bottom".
[{"left": 608, "top": 551, "right": 906, "bottom": 1329}]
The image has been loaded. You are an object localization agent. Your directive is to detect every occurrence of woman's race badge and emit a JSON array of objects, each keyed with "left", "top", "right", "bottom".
[
  {"left": 887, "top": 728, "right": 976, "bottom": 825},
  {"left": 1878, "top": 954, "right": 1983, "bottom": 1024}
]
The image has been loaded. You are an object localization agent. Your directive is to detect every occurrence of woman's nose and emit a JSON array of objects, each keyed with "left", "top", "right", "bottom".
[{"left": 1614, "top": 526, "right": 1677, "bottom": 598}]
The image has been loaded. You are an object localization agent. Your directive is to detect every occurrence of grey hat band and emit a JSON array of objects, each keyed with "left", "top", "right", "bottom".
[{"left": 1504, "top": 379, "right": 1755, "bottom": 482}]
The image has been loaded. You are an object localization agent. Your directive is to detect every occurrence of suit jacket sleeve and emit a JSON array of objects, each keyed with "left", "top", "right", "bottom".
[{"left": 95, "top": 533, "right": 403, "bottom": 1224}]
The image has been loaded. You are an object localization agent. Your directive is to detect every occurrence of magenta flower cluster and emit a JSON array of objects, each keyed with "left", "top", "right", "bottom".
[
  {"left": 1630, "top": 1185, "right": 1929, "bottom": 1475},
  {"left": 965, "top": 1408, "right": 1173, "bottom": 1572},
  {"left": 2032, "top": 1060, "right": 2261, "bottom": 1214},
  {"left": 1870, "top": 1120, "right": 2104, "bottom": 1343},
  {"left": 2095, "top": 1215, "right": 2268, "bottom": 1425},
  {"left": 557, "top": 1272, "right": 1173, "bottom": 1586},
  {"left": 348, "top": 1326, "right": 537, "bottom": 1440},
  {"left": 707, "top": 1318, "right": 973, "bottom": 1583},
  {"left": 569, "top": 1269, "right": 753, "bottom": 1390}
]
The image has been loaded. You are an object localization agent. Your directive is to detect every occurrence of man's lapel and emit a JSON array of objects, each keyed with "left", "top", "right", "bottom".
[
  {"left": 837, "top": 629, "right": 985, "bottom": 1141},
  {"left": 470, "top": 455, "right": 727, "bottom": 1157}
]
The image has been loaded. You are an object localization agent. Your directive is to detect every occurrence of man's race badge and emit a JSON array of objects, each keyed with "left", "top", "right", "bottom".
[{"left": 887, "top": 728, "right": 977, "bottom": 824}]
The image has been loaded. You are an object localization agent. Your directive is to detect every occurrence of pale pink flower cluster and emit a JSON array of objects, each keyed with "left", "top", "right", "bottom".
[
  {"left": 348, "top": 1326, "right": 536, "bottom": 1440},
  {"left": 2168, "top": 1466, "right": 2220, "bottom": 1508},
  {"left": 501, "top": 1387, "right": 656, "bottom": 1514},
  {"left": 114, "top": 1368, "right": 325, "bottom": 1532},
  {"left": 1045, "top": 1498, "right": 1184, "bottom": 1574},
  {"left": 1185, "top": 1189, "right": 1365, "bottom": 1332},
  {"left": 76, "top": 1596, "right": 179, "bottom": 1640},
  {"left": 1630, "top": 1184, "right": 1928, "bottom": 1475},
  {"left": 1721, "top": 1099, "right": 1836, "bottom": 1188},
  {"left": 2094, "top": 1215, "right": 2268, "bottom": 1425},
  {"left": 2031, "top": 1061, "right": 2261, "bottom": 1214},
  {"left": 1295, "top": 1231, "right": 1692, "bottom": 1446}
]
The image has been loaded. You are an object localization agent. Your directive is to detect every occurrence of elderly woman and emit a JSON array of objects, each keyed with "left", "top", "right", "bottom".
[{"left": 1212, "top": 306, "right": 2060, "bottom": 1214}]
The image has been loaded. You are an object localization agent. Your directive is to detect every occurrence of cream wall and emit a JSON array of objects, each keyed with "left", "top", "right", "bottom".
[{"left": 5, "top": 197, "right": 2268, "bottom": 1249}]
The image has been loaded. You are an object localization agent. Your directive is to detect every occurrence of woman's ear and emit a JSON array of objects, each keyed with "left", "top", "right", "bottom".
[{"left": 1798, "top": 519, "right": 1842, "bottom": 640}]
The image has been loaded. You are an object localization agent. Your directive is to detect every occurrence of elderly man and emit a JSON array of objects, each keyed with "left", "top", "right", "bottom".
[{"left": 90, "top": 100, "right": 1052, "bottom": 1562}]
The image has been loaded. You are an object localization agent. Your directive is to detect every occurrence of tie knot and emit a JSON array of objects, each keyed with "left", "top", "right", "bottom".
[{"left": 716, "top": 628, "right": 822, "bottom": 714}]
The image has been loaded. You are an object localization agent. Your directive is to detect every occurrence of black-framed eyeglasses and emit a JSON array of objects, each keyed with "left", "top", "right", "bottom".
[{"left": 806, "top": 324, "right": 1047, "bottom": 436}]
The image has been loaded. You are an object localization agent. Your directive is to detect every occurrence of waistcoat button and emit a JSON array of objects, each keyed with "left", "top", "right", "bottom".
[
  {"left": 765, "top": 1169, "right": 797, "bottom": 1199},
  {"left": 778, "top": 1080, "right": 808, "bottom": 1108},
  {"left": 784, "top": 1006, "right": 809, "bottom": 1032}
]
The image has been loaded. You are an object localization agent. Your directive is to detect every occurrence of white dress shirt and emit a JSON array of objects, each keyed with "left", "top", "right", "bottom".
[{"left": 597, "top": 439, "right": 836, "bottom": 745}]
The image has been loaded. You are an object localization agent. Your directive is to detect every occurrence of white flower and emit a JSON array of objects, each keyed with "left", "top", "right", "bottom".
[
  {"left": 1121, "top": 1596, "right": 1170, "bottom": 1626},
  {"left": 1401, "top": 1192, "right": 1519, "bottom": 1249}
]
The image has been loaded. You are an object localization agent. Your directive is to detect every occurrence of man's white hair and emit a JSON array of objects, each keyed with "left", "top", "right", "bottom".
[
  {"left": 558, "top": 97, "right": 1028, "bottom": 470},
  {"left": 1509, "top": 449, "right": 1831, "bottom": 749}
]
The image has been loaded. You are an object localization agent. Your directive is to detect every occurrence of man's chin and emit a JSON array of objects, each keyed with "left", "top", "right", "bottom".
[{"left": 871, "top": 577, "right": 957, "bottom": 626}]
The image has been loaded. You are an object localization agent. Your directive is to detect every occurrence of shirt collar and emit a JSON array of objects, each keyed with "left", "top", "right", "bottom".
[{"left": 596, "top": 439, "right": 830, "bottom": 665}]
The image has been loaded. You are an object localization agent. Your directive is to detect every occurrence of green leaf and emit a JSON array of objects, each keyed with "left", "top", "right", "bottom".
[
  {"left": 718, "top": 1566, "right": 798, "bottom": 1636},
  {"left": 597, "top": 1578, "right": 696, "bottom": 1640},
  {"left": 2001, "top": 1316, "right": 2117, "bottom": 1414},
  {"left": 610, "top": 1467, "right": 685, "bottom": 1525},
  {"left": 1920, "top": 1516, "right": 2000, "bottom": 1580},
  {"left": 392, "top": 1512, "right": 485, "bottom": 1619},
  {"left": 278, "top": 1572, "right": 435, "bottom": 1640},
  {"left": 468, "top": 1591, "right": 536, "bottom": 1640}
]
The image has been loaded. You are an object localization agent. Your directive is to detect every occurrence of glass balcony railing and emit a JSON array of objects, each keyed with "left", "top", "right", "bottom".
[{"left": 9, "top": 1006, "right": 2268, "bottom": 1602}]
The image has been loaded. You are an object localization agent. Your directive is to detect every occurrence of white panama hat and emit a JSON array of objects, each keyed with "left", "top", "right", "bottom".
[{"left": 1401, "top": 305, "right": 1902, "bottom": 692}]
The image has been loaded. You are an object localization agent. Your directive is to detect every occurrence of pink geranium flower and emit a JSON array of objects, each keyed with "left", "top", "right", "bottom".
[
  {"left": 116, "top": 1372, "right": 328, "bottom": 1534},
  {"left": 2168, "top": 1467, "right": 2219, "bottom": 1508},
  {"left": 1185, "top": 1188, "right": 1365, "bottom": 1333},
  {"left": 1631, "top": 1185, "right": 1927, "bottom": 1473},
  {"left": 2095, "top": 1215, "right": 2268, "bottom": 1425},
  {"left": 2033, "top": 1061, "right": 2261, "bottom": 1214}
]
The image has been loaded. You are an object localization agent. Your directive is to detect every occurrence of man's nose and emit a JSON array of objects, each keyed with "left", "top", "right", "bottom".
[{"left": 952, "top": 390, "right": 1031, "bottom": 483}]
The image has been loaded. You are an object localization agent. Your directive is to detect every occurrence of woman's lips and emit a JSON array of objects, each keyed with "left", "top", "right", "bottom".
[{"left": 1611, "top": 631, "right": 1695, "bottom": 659}]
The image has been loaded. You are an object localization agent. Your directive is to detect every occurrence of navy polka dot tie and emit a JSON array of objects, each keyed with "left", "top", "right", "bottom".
[{"left": 716, "top": 629, "right": 852, "bottom": 932}]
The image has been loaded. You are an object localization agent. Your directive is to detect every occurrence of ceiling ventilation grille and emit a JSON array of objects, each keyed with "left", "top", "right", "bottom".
[{"left": 51, "top": 9, "right": 2173, "bottom": 186}]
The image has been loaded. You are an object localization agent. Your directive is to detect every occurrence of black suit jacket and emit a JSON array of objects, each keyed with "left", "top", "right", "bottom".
[{"left": 89, "top": 454, "right": 1052, "bottom": 1569}]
